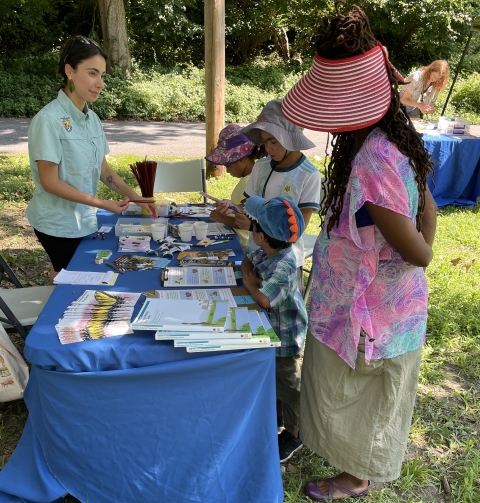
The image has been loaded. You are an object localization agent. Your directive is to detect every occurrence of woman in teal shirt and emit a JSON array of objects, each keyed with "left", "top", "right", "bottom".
[{"left": 27, "top": 36, "right": 157, "bottom": 283}]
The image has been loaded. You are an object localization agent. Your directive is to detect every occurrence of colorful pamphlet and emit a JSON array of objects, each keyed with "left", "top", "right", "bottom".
[
  {"left": 118, "top": 235, "right": 151, "bottom": 252},
  {"left": 161, "top": 266, "right": 238, "bottom": 287},
  {"left": 55, "top": 290, "right": 142, "bottom": 344},
  {"left": 177, "top": 250, "right": 235, "bottom": 261}
]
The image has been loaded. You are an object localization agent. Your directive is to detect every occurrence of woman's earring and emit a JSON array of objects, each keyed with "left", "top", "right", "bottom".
[{"left": 68, "top": 79, "right": 75, "bottom": 93}]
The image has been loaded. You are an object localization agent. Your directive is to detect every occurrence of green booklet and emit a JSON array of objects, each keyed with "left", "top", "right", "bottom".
[
  {"left": 185, "top": 310, "right": 281, "bottom": 352},
  {"left": 132, "top": 299, "right": 228, "bottom": 332}
]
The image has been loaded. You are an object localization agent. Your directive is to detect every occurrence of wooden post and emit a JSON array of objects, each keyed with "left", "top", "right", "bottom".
[{"left": 205, "top": 0, "right": 225, "bottom": 178}]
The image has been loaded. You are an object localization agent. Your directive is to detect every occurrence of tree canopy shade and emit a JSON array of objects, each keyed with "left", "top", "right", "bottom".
[
  {"left": 0, "top": 0, "right": 479, "bottom": 74},
  {"left": 364, "top": 0, "right": 480, "bottom": 69}
]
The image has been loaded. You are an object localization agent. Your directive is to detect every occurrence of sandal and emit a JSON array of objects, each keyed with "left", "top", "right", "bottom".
[{"left": 305, "top": 476, "right": 370, "bottom": 501}]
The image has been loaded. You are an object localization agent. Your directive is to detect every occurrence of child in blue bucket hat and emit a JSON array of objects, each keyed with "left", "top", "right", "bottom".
[{"left": 241, "top": 195, "right": 308, "bottom": 463}]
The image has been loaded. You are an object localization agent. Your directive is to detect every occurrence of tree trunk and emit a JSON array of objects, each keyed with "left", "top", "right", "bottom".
[
  {"left": 205, "top": 0, "right": 226, "bottom": 178},
  {"left": 98, "top": 0, "right": 132, "bottom": 75}
]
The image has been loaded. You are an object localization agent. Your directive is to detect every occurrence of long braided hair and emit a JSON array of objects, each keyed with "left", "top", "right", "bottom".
[{"left": 319, "top": 3, "right": 434, "bottom": 235}]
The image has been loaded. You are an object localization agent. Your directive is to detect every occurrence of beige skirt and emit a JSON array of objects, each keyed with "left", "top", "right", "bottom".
[{"left": 300, "top": 331, "right": 422, "bottom": 482}]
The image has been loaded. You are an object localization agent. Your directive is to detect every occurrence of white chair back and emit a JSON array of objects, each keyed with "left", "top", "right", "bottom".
[{"left": 153, "top": 159, "right": 207, "bottom": 195}]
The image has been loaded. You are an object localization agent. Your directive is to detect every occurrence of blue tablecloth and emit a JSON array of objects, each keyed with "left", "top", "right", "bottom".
[
  {"left": 0, "top": 211, "right": 283, "bottom": 503},
  {"left": 423, "top": 134, "right": 480, "bottom": 207}
]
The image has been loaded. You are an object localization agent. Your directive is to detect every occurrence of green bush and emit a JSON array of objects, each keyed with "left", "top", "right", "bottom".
[
  {"left": 449, "top": 73, "right": 480, "bottom": 116},
  {"left": 2, "top": 60, "right": 480, "bottom": 123},
  {"left": 0, "top": 71, "right": 57, "bottom": 117}
]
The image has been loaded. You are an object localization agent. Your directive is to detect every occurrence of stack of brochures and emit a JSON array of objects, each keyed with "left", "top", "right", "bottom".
[
  {"left": 118, "top": 235, "right": 151, "bottom": 252},
  {"left": 160, "top": 309, "right": 281, "bottom": 352},
  {"left": 130, "top": 292, "right": 280, "bottom": 352},
  {"left": 55, "top": 290, "right": 142, "bottom": 344}
]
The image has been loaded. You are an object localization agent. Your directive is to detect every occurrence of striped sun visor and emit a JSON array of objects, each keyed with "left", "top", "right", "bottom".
[{"left": 282, "top": 43, "right": 392, "bottom": 133}]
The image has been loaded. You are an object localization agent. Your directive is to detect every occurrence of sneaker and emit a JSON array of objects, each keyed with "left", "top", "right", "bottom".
[
  {"left": 278, "top": 430, "right": 303, "bottom": 463},
  {"left": 277, "top": 415, "right": 285, "bottom": 434}
]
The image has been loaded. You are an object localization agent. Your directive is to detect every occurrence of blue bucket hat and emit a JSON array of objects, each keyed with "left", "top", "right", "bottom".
[{"left": 245, "top": 196, "right": 305, "bottom": 243}]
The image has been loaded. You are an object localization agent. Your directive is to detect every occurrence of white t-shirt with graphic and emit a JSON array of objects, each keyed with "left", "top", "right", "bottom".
[{"left": 243, "top": 155, "right": 321, "bottom": 266}]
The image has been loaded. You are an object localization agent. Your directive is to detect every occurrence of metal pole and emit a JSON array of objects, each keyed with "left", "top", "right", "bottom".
[{"left": 441, "top": 31, "right": 473, "bottom": 116}]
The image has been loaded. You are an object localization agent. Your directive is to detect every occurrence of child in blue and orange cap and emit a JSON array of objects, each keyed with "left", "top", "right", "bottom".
[{"left": 241, "top": 195, "right": 307, "bottom": 463}]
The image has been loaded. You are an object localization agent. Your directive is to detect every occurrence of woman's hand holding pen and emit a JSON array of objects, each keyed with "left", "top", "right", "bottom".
[{"left": 100, "top": 196, "right": 130, "bottom": 214}]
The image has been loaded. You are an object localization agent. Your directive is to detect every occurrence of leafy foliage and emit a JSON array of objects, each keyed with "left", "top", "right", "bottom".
[
  {"left": 364, "top": 0, "right": 479, "bottom": 70},
  {"left": 2, "top": 0, "right": 478, "bottom": 69},
  {"left": 0, "top": 71, "right": 58, "bottom": 117},
  {"left": 449, "top": 72, "right": 480, "bottom": 115}
]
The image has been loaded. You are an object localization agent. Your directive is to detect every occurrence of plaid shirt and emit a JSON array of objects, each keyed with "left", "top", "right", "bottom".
[{"left": 248, "top": 247, "right": 307, "bottom": 357}]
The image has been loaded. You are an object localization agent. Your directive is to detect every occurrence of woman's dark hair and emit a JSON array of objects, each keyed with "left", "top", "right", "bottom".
[
  {"left": 317, "top": 3, "right": 433, "bottom": 235},
  {"left": 58, "top": 36, "right": 108, "bottom": 87},
  {"left": 252, "top": 221, "right": 291, "bottom": 250}
]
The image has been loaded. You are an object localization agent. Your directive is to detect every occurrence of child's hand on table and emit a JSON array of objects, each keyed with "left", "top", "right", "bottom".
[{"left": 243, "top": 270, "right": 262, "bottom": 289}]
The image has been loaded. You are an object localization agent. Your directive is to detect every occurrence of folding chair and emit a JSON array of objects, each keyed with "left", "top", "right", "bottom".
[
  {"left": 153, "top": 159, "right": 207, "bottom": 202},
  {"left": 0, "top": 253, "right": 55, "bottom": 340}
]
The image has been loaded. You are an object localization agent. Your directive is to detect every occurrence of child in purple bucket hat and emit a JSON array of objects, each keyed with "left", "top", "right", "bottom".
[{"left": 206, "top": 125, "right": 264, "bottom": 250}]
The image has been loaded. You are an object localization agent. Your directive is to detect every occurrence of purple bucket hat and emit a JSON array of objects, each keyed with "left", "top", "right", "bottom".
[{"left": 205, "top": 124, "right": 257, "bottom": 166}]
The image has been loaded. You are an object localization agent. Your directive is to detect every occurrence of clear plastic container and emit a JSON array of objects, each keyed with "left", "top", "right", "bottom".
[{"left": 115, "top": 217, "right": 156, "bottom": 236}]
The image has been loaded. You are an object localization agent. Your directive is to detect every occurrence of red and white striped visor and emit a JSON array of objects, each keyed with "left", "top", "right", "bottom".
[{"left": 282, "top": 43, "right": 394, "bottom": 133}]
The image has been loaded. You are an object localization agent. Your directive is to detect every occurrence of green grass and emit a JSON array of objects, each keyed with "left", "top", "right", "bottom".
[{"left": 0, "top": 153, "right": 479, "bottom": 502}]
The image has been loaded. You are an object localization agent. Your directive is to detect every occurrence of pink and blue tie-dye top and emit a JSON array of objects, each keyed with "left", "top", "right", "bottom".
[{"left": 308, "top": 128, "right": 428, "bottom": 368}]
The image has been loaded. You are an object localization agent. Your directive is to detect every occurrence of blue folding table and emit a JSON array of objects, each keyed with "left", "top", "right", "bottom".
[
  {"left": 423, "top": 133, "right": 480, "bottom": 207},
  {"left": 0, "top": 211, "right": 283, "bottom": 503}
]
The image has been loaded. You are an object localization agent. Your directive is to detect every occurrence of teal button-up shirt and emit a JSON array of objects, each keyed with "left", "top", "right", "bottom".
[{"left": 27, "top": 90, "right": 109, "bottom": 237}]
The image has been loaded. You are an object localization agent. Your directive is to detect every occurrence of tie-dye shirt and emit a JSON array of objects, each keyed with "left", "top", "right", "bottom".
[{"left": 308, "top": 128, "right": 428, "bottom": 368}]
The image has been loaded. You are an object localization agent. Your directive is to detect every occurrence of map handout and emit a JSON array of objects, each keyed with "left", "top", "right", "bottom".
[
  {"left": 161, "top": 266, "right": 238, "bottom": 287},
  {"left": 145, "top": 288, "right": 237, "bottom": 307},
  {"left": 131, "top": 299, "right": 229, "bottom": 331}
]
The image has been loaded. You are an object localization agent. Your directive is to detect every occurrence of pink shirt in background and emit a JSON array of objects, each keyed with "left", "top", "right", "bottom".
[{"left": 308, "top": 128, "right": 428, "bottom": 368}]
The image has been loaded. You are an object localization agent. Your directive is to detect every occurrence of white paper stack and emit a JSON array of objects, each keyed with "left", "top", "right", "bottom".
[{"left": 53, "top": 269, "right": 117, "bottom": 285}]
